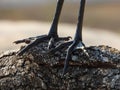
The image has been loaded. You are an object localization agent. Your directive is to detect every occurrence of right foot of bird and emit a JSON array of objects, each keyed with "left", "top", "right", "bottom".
[
  {"left": 48, "top": 40, "right": 89, "bottom": 76},
  {"left": 14, "top": 35, "right": 72, "bottom": 56}
]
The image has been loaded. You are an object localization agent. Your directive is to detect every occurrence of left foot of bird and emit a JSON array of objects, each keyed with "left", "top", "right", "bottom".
[{"left": 14, "top": 35, "right": 71, "bottom": 55}]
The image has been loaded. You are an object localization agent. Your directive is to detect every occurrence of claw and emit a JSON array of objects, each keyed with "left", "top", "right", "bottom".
[
  {"left": 75, "top": 42, "right": 89, "bottom": 57},
  {"left": 14, "top": 35, "right": 48, "bottom": 44},
  {"left": 58, "top": 36, "right": 72, "bottom": 41},
  {"left": 14, "top": 39, "right": 31, "bottom": 44},
  {"left": 47, "top": 37, "right": 55, "bottom": 50},
  {"left": 82, "top": 48, "right": 89, "bottom": 57}
]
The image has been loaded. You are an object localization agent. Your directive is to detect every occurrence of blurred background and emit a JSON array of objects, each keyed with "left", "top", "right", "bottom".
[{"left": 0, "top": 0, "right": 120, "bottom": 53}]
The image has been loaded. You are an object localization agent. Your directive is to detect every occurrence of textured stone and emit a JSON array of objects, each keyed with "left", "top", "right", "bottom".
[{"left": 0, "top": 41, "right": 120, "bottom": 90}]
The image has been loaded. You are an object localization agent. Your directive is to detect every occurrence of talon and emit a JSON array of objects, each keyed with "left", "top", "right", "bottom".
[
  {"left": 64, "top": 36, "right": 72, "bottom": 41},
  {"left": 75, "top": 42, "right": 89, "bottom": 57},
  {"left": 83, "top": 48, "right": 89, "bottom": 57},
  {"left": 68, "top": 36, "right": 72, "bottom": 39},
  {"left": 14, "top": 35, "right": 48, "bottom": 44},
  {"left": 58, "top": 36, "right": 72, "bottom": 41},
  {"left": 48, "top": 37, "right": 55, "bottom": 50},
  {"left": 14, "top": 39, "right": 31, "bottom": 44},
  {"left": 14, "top": 37, "right": 35, "bottom": 44}
]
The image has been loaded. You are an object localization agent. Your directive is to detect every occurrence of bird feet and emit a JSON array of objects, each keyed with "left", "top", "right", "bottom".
[
  {"left": 14, "top": 35, "right": 71, "bottom": 55},
  {"left": 49, "top": 41, "right": 89, "bottom": 76},
  {"left": 63, "top": 41, "right": 89, "bottom": 76}
]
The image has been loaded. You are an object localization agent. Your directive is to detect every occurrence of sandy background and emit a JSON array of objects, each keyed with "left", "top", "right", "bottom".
[
  {"left": 0, "top": 20, "right": 119, "bottom": 53},
  {"left": 0, "top": 1, "right": 120, "bottom": 53}
]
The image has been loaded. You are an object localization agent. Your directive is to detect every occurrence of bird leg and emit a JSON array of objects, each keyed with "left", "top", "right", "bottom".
[
  {"left": 14, "top": 0, "right": 71, "bottom": 55},
  {"left": 48, "top": 0, "right": 88, "bottom": 76},
  {"left": 63, "top": 0, "right": 88, "bottom": 75}
]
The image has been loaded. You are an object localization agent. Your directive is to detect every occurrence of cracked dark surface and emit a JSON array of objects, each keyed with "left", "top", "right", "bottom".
[{"left": 0, "top": 41, "right": 120, "bottom": 90}]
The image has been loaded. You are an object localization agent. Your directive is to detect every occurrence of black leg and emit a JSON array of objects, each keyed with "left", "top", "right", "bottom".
[
  {"left": 48, "top": 0, "right": 64, "bottom": 37},
  {"left": 63, "top": 0, "right": 88, "bottom": 75},
  {"left": 48, "top": 0, "right": 71, "bottom": 49},
  {"left": 14, "top": 0, "right": 71, "bottom": 55},
  {"left": 74, "top": 0, "right": 86, "bottom": 42},
  {"left": 48, "top": 0, "right": 88, "bottom": 76}
]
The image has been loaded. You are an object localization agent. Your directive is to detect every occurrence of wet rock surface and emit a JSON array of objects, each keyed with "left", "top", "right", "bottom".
[{"left": 0, "top": 41, "right": 120, "bottom": 90}]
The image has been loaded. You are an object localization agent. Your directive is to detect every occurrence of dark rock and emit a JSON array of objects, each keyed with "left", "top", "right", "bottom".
[{"left": 0, "top": 41, "right": 120, "bottom": 90}]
